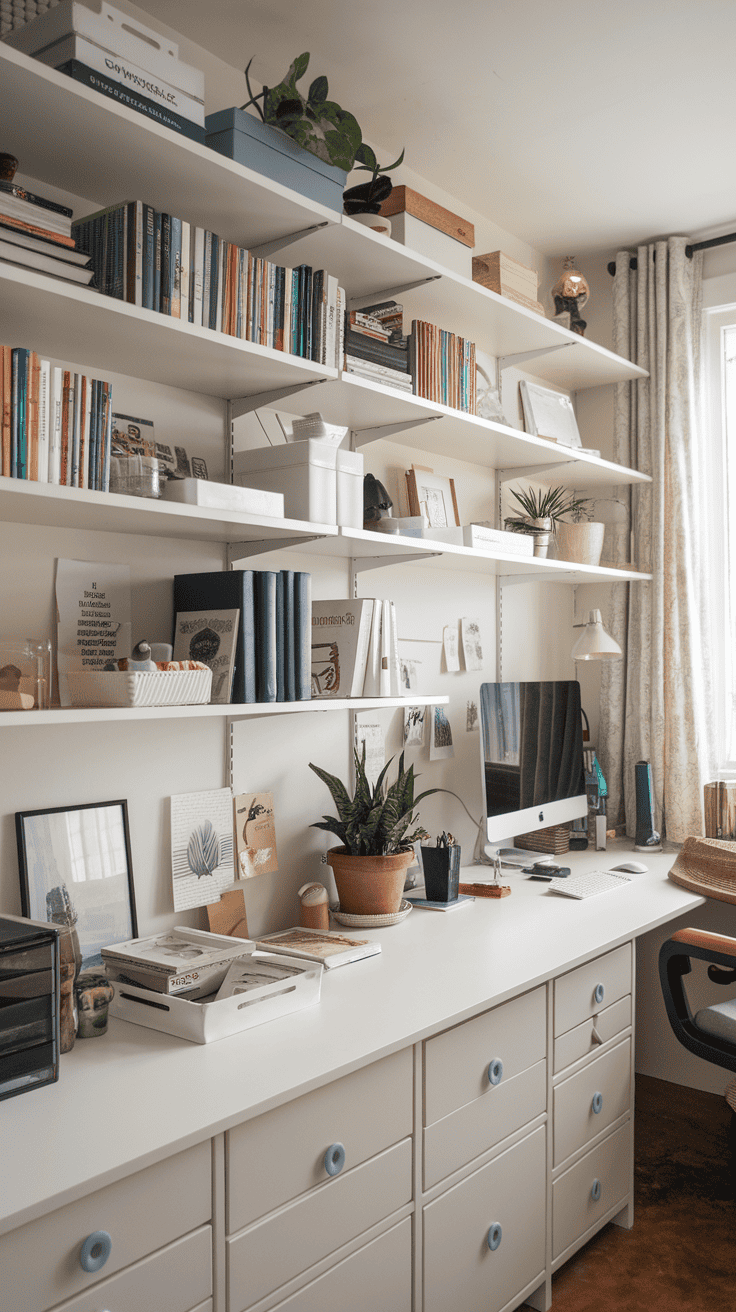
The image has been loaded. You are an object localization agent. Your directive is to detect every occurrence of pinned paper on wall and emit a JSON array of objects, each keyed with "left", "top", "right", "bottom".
[
  {"left": 443, "top": 624, "right": 460, "bottom": 673},
  {"left": 466, "top": 699, "right": 479, "bottom": 731},
  {"left": 404, "top": 705, "right": 426, "bottom": 748},
  {"left": 233, "top": 791, "right": 278, "bottom": 879},
  {"left": 430, "top": 705, "right": 455, "bottom": 760},
  {"left": 170, "top": 787, "right": 235, "bottom": 911},
  {"left": 55, "top": 558, "right": 131, "bottom": 705},
  {"left": 400, "top": 657, "right": 421, "bottom": 692},
  {"left": 356, "top": 718, "right": 385, "bottom": 787},
  {"left": 461, "top": 618, "right": 484, "bottom": 671}
]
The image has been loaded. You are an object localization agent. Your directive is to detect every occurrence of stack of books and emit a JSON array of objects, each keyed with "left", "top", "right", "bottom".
[
  {"left": 72, "top": 201, "right": 346, "bottom": 366},
  {"left": 173, "top": 568, "right": 312, "bottom": 706},
  {"left": 102, "top": 929, "right": 251, "bottom": 1000},
  {"left": 408, "top": 319, "right": 477, "bottom": 414},
  {"left": 1, "top": 345, "right": 113, "bottom": 489},
  {"left": 0, "top": 180, "right": 93, "bottom": 287},
  {"left": 344, "top": 300, "right": 412, "bottom": 393},
  {"left": 311, "top": 598, "right": 404, "bottom": 698},
  {"left": 471, "top": 251, "right": 545, "bottom": 317}
]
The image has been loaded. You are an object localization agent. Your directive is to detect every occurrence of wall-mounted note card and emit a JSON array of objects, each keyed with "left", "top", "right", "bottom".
[{"left": 170, "top": 787, "right": 235, "bottom": 911}]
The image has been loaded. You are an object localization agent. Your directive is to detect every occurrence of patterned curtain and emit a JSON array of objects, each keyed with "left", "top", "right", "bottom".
[{"left": 598, "top": 238, "right": 714, "bottom": 843}]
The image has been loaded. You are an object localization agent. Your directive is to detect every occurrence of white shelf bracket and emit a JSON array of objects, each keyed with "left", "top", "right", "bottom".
[
  {"left": 230, "top": 377, "right": 328, "bottom": 420},
  {"left": 228, "top": 534, "right": 328, "bottom": 567},
  {"left": 498, "top": 459, "right": 577, "bottom": 483},
  {"left": 348, "top": 275, "right": 442, "bottom": 311},
  {"left": 498, "top": 569, "right": 578, "bottom": 587},
  {"left": 497, "top": 342, "right": 575, "bottom": 373},
  {"left": 351, "top": 416, "right": 442, "bottom": 446},
  {"left": 353, "top": 551, "right": 442, "bottom": 573},
  {"left": 249, "top": 220, "right": 332, "bottom": 261}
]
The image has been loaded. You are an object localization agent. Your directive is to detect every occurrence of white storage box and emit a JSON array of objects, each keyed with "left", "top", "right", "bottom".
[
  {"left": 110, "top": 946, "right": 322, "bottom": 1043},
  {"left": 421, "top": 524, "right": 465, "bottom": 545},
  {"left": 162, "top": 478, "right": 284, "bottom": 517},
  {"left": 336, "top": 448, "right": 364, "bottom": 529},
  {"left": 233, "top": 441, "right": 337, "bottom": 525},
  {"left": 463, "top": 524, "right": 535, "bottom": 555},
  {"left": 387, "top": 212, "right": 473, "bottom": 279},
  {"left": 67, "top": 667, "right": 212, "bottom": 708}
]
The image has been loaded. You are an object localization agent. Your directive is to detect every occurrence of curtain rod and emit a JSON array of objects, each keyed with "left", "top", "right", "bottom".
[{"left": 607, "top": 229, "right": 736, "bottom": 276}]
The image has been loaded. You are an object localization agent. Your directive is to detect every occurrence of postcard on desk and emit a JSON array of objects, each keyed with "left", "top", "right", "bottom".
[{"left": 256, "top": 927, "right": 381, "bottom": 969}]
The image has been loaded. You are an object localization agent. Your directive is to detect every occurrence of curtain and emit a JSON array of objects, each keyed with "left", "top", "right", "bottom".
[{"left": 598, "top": 238, "right": 715, "bottom": 843}]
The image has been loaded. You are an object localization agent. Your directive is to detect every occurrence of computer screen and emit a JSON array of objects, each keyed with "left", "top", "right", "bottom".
[{"left": 480, "top": 680, "right": 587, "bottom": 848}]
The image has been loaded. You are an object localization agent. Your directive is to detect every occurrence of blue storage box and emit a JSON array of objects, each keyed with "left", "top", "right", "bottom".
[{"left": 205, "top": 109, "right": 347, "bottom": 211}]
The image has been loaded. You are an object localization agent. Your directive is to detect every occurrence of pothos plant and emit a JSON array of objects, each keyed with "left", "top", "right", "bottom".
[
  {"left": 240, "top": 53, "right": 363, "bottom": 172},
  {"left": 504, "top": 485, "right": 592, "bottom": 533},
  {"left": 309, "top": 746, "right": 438, "bottom": 857},
  {"left": 342, "top": 143, "right": 405, "bottom": 215}
]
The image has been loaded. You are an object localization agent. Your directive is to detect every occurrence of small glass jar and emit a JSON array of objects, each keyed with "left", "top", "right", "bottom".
[{"left": 0, "top": 638, "right": 52, "bottom": 710}]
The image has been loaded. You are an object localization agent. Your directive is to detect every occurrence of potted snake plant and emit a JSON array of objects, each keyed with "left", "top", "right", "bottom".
[
  {"left": 309, "top": 747, "right": 438, "bottom": 915},
  {"left": 504, "top": 486, "right": 592, "bottom": 558}
]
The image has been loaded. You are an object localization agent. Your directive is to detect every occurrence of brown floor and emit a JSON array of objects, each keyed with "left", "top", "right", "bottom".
[{"left": 548, "top": 1075, "right": 736, "bottom": 1311}]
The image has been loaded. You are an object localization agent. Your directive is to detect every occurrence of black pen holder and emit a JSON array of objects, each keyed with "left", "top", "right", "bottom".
[{"left": 422, "top": 844, "right": 461, "bottom": 902}]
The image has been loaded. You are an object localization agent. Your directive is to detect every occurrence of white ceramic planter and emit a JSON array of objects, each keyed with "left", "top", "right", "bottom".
[{"left": 555, "top": 522, "right": 606, "bottom": 566}]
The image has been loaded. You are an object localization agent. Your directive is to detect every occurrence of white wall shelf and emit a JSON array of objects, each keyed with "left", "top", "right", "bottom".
[{"left": 0, "top": 693, "right": 446, "bottom": 729}]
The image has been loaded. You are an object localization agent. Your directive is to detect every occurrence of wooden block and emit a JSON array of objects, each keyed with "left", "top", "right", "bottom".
[
  {"left": 459, "top": 883, "right": 511, "bottom": 898},
  {"left": 378, "top": 186, "right": 474, "bottom": 247},
  {"left": 205, "top": 889, "right": 249, "bottom": 939},
  {"left": 704, "top": 782, "right": 736, "bottom": 839}
]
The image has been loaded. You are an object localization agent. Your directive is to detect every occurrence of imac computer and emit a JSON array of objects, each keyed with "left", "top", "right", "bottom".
[{"left": 479, "top": 680, "right": 588, "bottom": 862}]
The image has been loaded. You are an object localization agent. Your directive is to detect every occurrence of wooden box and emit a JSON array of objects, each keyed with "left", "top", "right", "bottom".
[
  {"left": 378, "top": 186, "right": 474, "bottom": 277},
  {"left": 472, "top": 251, "right": 545, "bottom": 316}
]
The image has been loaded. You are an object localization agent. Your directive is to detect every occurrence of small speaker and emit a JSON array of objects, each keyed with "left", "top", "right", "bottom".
[{"left": 634, "top": 760, "right": 662, "bottom": 851}]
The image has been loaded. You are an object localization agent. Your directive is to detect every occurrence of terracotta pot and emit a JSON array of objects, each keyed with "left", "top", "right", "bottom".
[
  {"left": 555, "top": 521, "right": 605, "bottom": 566},
  {"left": 327, "top": 846, "right": 414, "bottom": 915}
]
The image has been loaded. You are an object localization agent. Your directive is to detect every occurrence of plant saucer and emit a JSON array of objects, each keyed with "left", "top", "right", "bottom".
[{"left": 331, "top": 899, "right": 413, "bottom": 928}]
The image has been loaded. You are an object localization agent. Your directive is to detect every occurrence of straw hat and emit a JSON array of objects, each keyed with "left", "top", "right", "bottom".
[{"left": 668, "top": 835, "right": 736, "bottom": 904}]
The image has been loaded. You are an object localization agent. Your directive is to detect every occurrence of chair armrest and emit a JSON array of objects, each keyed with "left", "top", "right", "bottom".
[
  {"left": 659, "top": 930, "right": 736, "bottom": 1073},
  {"left": 671, "top": 928, "right": 736, "bottom": 958}
]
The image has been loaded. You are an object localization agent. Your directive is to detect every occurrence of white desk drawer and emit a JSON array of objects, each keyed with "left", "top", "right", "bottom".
[
  {"left": 227, "top": 1138, "right": 412, "bottom": 1312},
  {"left": 424, "top": 1058, "right": 546, "bottom": 1189},
  {"left": 553, "top": 1122, "right": 630, "bottom": 1259},
  {"left": 424, "top": 986, "right": 546, "bottom": 1126},
  {"left": 50, "top": 1225, "right": 212, "bottom": 1312},
  {"left": 554, "top": 944, "right": 632, "bottom": 1037},
  {"left": 0, "top": 1141, "right": 211, "bottom": 1312},
  {"left": 554, "top": 995, "right": 632, "bottom": 1074},
  {"left": 266, "top": 1217, "right": 412, "bottom": 1312},
  {"left": 227, "top": 1048, "right": 412, "bottom": 1233},
  {"left": 423, "top": 1127, "right": 546, "bottom": 1312},
  {"left": 554, "top": 1038, "right": 631, "bottom": 1166}
]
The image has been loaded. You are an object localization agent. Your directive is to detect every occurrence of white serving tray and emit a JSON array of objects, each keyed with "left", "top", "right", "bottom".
[
  {"left": 67, "top": 667, "right": 212, "bottom": 708},
  {"left": 110, "top": 948, "right": 322, "bottom": 1043},
  {"left": 162, "top": 477, "right": 284, "bottom": 516}
]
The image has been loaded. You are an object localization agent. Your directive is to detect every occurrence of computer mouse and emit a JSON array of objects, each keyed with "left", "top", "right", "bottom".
[{"left": 610, "top": 861, "right": 649, "bottom": 874}]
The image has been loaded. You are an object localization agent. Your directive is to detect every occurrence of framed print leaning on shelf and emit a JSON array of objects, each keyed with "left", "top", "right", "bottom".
[
  {"left": 519, "top": 380, "right": 582, "bottom": 448},
  {"left": 406, "top": 465, "right": 460, "bottom": 528},
  {"left": 15, "top": 799, "right": 137, "bottom": 969}
]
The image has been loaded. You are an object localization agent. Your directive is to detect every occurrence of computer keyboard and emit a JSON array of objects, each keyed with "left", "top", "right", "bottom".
[{"left": 547, "top": 870, "right": 633, "bottom": 899}]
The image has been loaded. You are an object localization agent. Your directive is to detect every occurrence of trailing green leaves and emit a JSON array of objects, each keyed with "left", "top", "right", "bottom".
[{"left": 240, "top": 53, "right": 364, "bottom": 172}]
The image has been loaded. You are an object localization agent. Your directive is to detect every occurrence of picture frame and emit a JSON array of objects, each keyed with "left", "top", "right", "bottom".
[
  {"left": 15, "top": 799, "right": 137, "bottom": 969},
  {"left": 519, "top": 380, "right": 582, "bottom": 448},
  {"left": 405, "top": 464, "right": 461, "bottom": 528}
]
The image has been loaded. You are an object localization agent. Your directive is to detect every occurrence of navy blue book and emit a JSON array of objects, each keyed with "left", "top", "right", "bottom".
[
  {"left": 54, "top": 61, "right": 206, "bottom": 143},
  {"left": 172, "top": 570, "right": 256, "bottom": 704},
  {"left": 255, "top": 571, "right": 278, "bottom": 703},
  {"left": 311, "top": 269, "right": 324, "bottom": 364},
  {"left": 294, "top": 572, "right": 312, "bottom": 701},
  {"left": 275, "top": 571, "right": 285, "bottom": 702},
  {"left": 0, "top": 180, "right": 73, "bottom": 218},
  {"left": 153, "top": 212, "right": 162, "bottom": 312},
  {"left": 11, "top": 347, "right": 29, "bottom": 479},
  {"left": 160, "top": 215, "right": 171, "bottom": 314},
  {"left": 208, "top": 235, "right": 220, "bottom": 331},
  {"left": 142, "top": 203, "right": 155, "bottom": 310},
  {"left": 283, "top": 570, "right": 296, "bottom": 701}
]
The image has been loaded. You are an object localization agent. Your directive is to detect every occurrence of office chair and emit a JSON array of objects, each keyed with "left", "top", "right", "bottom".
[{"left": 659, "top": 928, "right": 736, "bottom": 1189}]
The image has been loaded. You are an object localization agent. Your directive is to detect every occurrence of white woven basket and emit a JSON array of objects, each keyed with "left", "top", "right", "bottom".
[{"left": 67, "top": 668, "right": 213, "bottom": 708}]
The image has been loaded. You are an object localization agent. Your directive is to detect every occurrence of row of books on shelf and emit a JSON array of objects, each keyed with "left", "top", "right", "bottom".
[
  {"left": 1, "top": 345, "right": 113, "bottom": 488},
  {"left": 344, "top": 302, "right": 476, "bottom": 412},
  {"left": 311, "top": 597, "right": 404, "bottom": 699}
]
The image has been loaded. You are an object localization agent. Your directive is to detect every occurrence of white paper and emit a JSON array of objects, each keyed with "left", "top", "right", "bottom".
[
  {"left": 404, "top": 705, "right": 426, "bottom": 748},
  {"left": 55, "top": 559, "right": 131, "bottom": 706},
  {"left": 443, "top": 624, "right": 460, "bottom": 673},
  {"left": 466, "top": 699, "right": 480, "bottom": 731},
  {"left": 400, "top": 657, "right": 421, "bottom": 692},
  {"left": 430, "top": 705, "right": 455, "bottom": 760},
  {"left": 170, "top": 787, "right": 236, "bottom": 911},
  {"left": 356, "top": 718, "right": 385, "bottom": 787},
  {"left": 461, "top": 617, "right": 484, "bottom": 671}
]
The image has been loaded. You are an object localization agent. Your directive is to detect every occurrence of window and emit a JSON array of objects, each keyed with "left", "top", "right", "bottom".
[{"left": 704, "top": 304, "right": 736, "bottom": 773}]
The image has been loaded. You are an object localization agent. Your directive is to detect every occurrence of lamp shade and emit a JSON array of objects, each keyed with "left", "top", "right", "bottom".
[{"left": 571, "top": 609, "right": 622, "bottom": 661}]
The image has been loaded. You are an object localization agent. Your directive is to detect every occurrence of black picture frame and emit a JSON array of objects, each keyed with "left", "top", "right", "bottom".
[{"left": 16, "top": 799, "right": 138, "bottom": 969}]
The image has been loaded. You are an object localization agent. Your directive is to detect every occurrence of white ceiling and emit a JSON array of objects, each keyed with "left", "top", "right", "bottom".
[{"left": 135, "top": 0, "right": 736, "bottom": 257}]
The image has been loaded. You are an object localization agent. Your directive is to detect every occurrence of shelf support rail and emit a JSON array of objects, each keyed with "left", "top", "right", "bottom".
[
  {"left": 348, "top": 275, "right": 442, "bottom": 312},
  {"left": 248, "top": 221, "right": 332, "bottom": 261},
  {"left": 227, "top": 533, "right": 329, "bottom": 567},
  {"left": 230, "top": 378, "right": 328, "bottom": 420},
  {"left": 351, "top": 415, "right": 442, "bottom": 446}
]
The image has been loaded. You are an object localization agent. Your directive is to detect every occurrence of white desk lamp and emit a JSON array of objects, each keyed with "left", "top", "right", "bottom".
[{"left": 571, "top": 609, "right": 622, "bottom": 661}]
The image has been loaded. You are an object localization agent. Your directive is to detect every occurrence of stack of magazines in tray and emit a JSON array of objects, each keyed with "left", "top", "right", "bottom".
[{"left": 102, "top": 927, "right": 255, "bottom": 1000}]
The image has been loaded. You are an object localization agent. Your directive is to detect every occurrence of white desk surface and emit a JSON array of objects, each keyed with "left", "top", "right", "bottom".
[{"left": 0, "top": 842, "right": 703, "bottom": 1235}]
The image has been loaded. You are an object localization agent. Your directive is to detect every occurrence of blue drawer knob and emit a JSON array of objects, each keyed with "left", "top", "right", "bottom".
[
  {"left": 591, "top": 1178, "right": 602, "bottom": 1202},
  {"left": 592, "top": 1091, "right": 603, "bottom": 1114},
  {"left": 594, "top": 983, "right": 605, "bottom": 1005},
  {"left": 487, "top": 1222, "right": 503, "bottom": 1251},
  {"left": 324, "top": 1142, "right": 346, "bottom": 1177},
  {"left": 487, "top": 1059, "right": 504, "bottom": 1086},
  {"left": 79, "top": 1230, "right": 112, "bottom": 1273}
]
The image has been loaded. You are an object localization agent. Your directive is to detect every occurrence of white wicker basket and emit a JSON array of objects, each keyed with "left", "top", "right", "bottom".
[{"left": 67, "top": 668, "right": 213, "bottom": 708}]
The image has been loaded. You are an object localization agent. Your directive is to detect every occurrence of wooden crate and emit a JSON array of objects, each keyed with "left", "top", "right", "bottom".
[{"left": 378, "top": 186, "right": 474, "bottom": 247}]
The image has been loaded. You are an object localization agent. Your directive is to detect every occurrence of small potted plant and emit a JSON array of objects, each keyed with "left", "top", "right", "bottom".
[
  {"left": 504, "top": 486, "right": 590, "bottom": 558},
  {"left": 555, "top": 497, "right": 606, "bottom": 566},
  {"left": 343, "top": 144, "right": 405, "bottom": 235},
  {"left": 309, "top": 746, "right": 438, "bottom": 915},
  {"left": 206, "top": 54, "right": 363, "bottom": 210}
]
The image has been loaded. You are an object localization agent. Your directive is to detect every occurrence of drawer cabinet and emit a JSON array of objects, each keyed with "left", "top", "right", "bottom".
[
  {"left": 227, "top": 1048, "right": 412, "bottom": 1232},
  {"left": 50, "top": 1226, "right": 212, "bottom": 1312},
  {"left": 0, "top": 1140, "right": 211, "bottom": 1312},
  {"left": 266, "top": 1218, "right": 411, "bottom": 1312},
  {"left": 553, "top": 995, "right": 632, "bottom": 1074},
  {"left": 554, "top": 944, "right": 632, "bottom": 1037},
  {"left": 423, "top": 1127, "right": 546, "bottom": 1312},
  {"left": 554, "top": 1037, "right": 631, "bottom": 1166},
  {"left": 553, "top": 1122, "right": 630, "bottom": 1260},
  {"left": 227, "top": 1138, "right": 412, "bottom": 1312}
]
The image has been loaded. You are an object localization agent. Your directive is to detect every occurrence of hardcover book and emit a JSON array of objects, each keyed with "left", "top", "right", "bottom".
[
  {"left": 255, "top": 928, "right": 381, "bottom": 970},
  {"left": 311, "top": 598, "right": 375, "bottom": 698},
  {"left": 173, "top": 570, "right": 256, "bottom": 704},
  {"left": 173, "top": 608, "right": 240, "bottom": 705}
]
